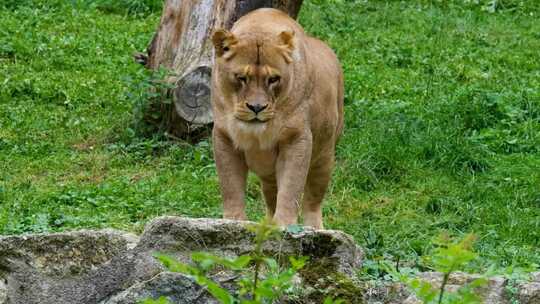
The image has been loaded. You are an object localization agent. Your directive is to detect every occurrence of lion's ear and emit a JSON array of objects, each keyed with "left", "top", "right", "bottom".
[
  {"left": 212, "top": 29, "right": 237, "bottom": 58},
  {"left": 279, "top": 30, "right": 296, "bottom": 50},
  {"left": 278, "top": 30, "right": 296, "bottom": 63}
]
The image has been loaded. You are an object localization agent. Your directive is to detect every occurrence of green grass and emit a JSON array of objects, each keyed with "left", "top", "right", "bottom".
[{"left": 1, "top": 0, "right": 539, "bottom": 272}]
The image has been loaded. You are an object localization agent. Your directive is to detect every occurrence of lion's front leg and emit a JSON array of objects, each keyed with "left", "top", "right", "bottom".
[
  {"left": 261, "top": 177, "right": 278, "bottom": 220},
  {"left": 213, "top": 129, "right": 248, "bottom": 220},
  {"left": 273, "top": 132, "right": 313, "bottom": 227}
]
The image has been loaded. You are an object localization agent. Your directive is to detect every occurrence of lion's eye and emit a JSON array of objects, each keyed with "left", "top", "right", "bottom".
[
  {"left": 236, "top": 75, "right": 248, "bottom": 84},
  {"left": 268, "top": 76, "right": 280, "bottom": 85}
]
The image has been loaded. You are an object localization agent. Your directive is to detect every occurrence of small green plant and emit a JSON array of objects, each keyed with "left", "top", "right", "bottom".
[
  {"left": 123, "top": 66, "right": 177, "bottom": 140},
  {"left": 387, "top": 234, "right": 487, "bottom": 304},
  {"left": 143, "top": 220, "right": 340, "bottom": 304}
]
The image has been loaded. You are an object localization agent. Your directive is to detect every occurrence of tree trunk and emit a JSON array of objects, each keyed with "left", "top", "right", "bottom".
[{"left": 136, "top": 0, "right": 303, "bottom": 142}]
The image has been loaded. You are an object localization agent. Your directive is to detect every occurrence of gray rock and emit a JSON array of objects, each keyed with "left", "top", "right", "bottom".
[
  {"left": 362, "top": 281, "right": 412, "bottom": 304},
  {"left": 0, "top": 229, "right": 138, "bottom": 277},
  {"left": 0, "top": 216, "right": 364, "bottom": 304},
  {"left": 417, "top": 271, "right": 508, "bottom": 304},
  {"left": 102, "top": 272, "right": 218, "bottom": 304},
  {"left": 364, "top": 271, "right": 540, "bottom": 304},
  {"left": 137, "top": 216, "right": 363, "bottom": 277},
  {"left": 518, "top": 282, "right": 540, "bottom": 304},
  {"left": 0, "top": 229, "right": 141, "bottom": 304},
  {"left": 0, "top": 278, "right": 7, "bottom": 304}
]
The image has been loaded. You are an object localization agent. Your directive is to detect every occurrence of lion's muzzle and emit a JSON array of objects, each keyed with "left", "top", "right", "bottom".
[{"left": 246, "top": 103, "right": 268, "bottom": 114}]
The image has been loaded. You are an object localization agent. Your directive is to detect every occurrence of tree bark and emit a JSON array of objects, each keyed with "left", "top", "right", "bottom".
[{"left": 137, "top": 0, "right": 303, "bottom": 141}]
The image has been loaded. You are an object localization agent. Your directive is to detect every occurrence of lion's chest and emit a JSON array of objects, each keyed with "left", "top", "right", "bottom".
[{"left": 244, "top": 148, "right": 278, "bottom": 178}]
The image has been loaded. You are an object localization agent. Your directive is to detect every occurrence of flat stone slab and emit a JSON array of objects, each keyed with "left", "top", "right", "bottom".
[{"left": 0, "top": 216, "right": 363, "bottom": 304}]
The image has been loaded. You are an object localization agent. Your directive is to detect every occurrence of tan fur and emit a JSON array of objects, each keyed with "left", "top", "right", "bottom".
[{"left": 211, "top": 8, "right": 344, "bottom": 229}]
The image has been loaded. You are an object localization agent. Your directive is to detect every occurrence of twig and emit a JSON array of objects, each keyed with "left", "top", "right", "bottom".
[
  {"left": 253, "top": 257, "right": 261, "bottom": 298},
  {"left": 438, "top": 271, "right": 450, "bottom": 304}
]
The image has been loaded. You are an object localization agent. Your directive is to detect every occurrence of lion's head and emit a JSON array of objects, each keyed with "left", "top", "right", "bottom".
[{"left": 211, "top": 28, "right": 297, "bottom": 125}]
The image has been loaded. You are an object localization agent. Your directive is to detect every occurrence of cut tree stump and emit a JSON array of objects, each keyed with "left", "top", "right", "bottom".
[{"left": 135, "top": 0, "right": 303, "bottom": 141}]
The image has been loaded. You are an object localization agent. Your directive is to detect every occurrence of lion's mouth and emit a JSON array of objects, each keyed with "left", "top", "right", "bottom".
[
  {"left": 236, "top": 116, "right": 268, "bottom": 124},
  {"left": 248, "top": 117, "right": 266, "bottom": 123},
  {"left": 233, "top": 110, "right": 273, "bottom": 124}
]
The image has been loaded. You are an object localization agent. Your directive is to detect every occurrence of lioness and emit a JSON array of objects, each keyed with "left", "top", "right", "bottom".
[{"left": 211, "top": 8, "right": 343, "bottom": 229}]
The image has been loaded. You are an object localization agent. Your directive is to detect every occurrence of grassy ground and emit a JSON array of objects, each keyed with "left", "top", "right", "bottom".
[{"left": 1, "top": 0, "right": 539, "bottom": 273}]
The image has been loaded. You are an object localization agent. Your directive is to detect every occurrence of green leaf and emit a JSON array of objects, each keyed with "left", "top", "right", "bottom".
[
  {"left": 191, "top": 252, "right": 251, "bottom": 271},
  {"left": 139, "top": 296, "right": 171, "bottom": 304},
  {"left": 232, "top": 255, "right": 253, "bottom": 269},
  {"left": 289, "top": 256, "right": 308, "bottom": 270},
  {"left": 264, "top": 257, "right": 278, "bottom": 271},
  {"left": 204, "top": 280, "right": 234, "bottom": 304},
  {"left": 430, "top": 234, "right": 478, "bottom": 273},
  {"left": 154, "top": 254, "right": 197, "bottom": 275},
  {"left": 323, "top": 297, "right": 344, "bottom": 304},
  {"left": 255, "top": 285, "right": 277, "bottom": 299}
]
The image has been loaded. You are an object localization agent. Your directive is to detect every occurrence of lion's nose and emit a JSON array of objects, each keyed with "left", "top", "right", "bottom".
[{"left": 246, "top": 103, "right": 268, "bottom": 114}]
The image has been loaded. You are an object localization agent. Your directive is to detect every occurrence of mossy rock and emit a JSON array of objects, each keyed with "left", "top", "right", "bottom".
[{"left": 297, "top": 257, "right": 366, "bottom": 304}]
